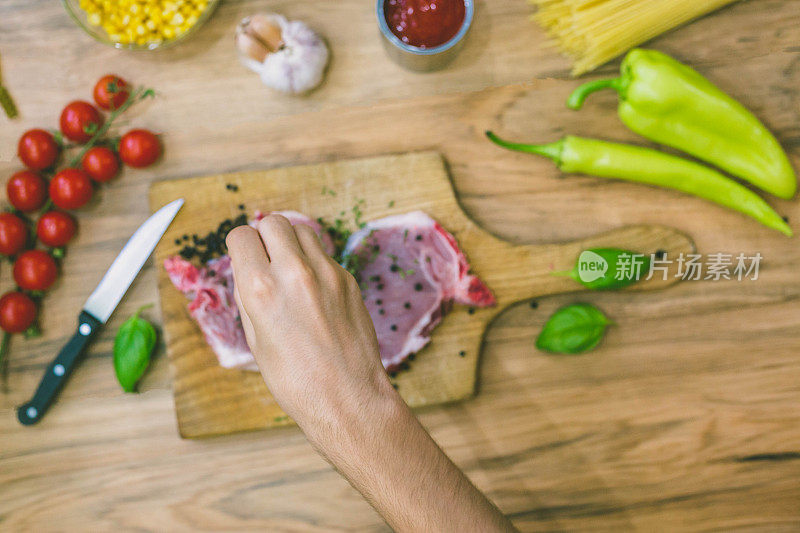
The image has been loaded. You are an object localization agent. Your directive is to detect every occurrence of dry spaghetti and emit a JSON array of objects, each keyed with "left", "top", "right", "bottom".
[{"left": 529, "top": 0, "right": 739, "bottom": 76}]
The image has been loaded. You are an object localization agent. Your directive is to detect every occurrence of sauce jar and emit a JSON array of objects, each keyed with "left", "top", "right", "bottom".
[{"left": 377, "top": 0, "right": 474, "bottom": 71}]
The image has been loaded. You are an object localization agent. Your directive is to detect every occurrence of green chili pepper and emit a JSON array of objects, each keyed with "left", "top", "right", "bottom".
[
  {"left": 113, "top": 305, "right": 157, "bottom": 393},
  {"left": 486, "top": 131, "right": 792, "bottom": 237},
  {"left": 555, "top": 248, "right": 650, "bottom": 290},
  {"left": 0, "top": 55, "right": 17, "bottom": 119},
  {"left": 0, "top": 86, "right": 17, "bottom": 119},
  {"left": 567, "top": 48, "right": 797, "bottom": 200},
  {"left": 536, "top": 303, "right": 612, "bottom": 355}
]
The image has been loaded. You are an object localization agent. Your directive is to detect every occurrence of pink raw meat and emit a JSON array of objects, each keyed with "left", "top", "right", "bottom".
[
  {"left": 165, "top": 210, "right": 495, "bottom": 373},
  {"left": 165, "top": 254, "right": 257, "bottom": 370},
  {"left": 164, "top": 211, "right": 333, "bottom": 370},
  {"left": 343, "top": 211, "right": 495, "bottom": 371}
]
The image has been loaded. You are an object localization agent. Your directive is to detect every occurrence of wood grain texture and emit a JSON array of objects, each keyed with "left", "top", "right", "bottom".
[
  {"left": 151, "top": 152, "right": 693, "bottom": 437},
  {"left": 2, "top": 0, "right": 800, "bottom": 530}
]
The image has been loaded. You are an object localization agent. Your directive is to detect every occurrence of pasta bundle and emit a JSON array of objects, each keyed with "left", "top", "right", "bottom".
[{"left": 529, "top": 0, "right": 739, "bottom": 75}]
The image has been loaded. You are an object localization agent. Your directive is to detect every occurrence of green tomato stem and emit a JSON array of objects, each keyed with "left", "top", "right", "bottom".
[
  {"left": 67, "top": 86, "right": 153, "bottom": 168},
  {"left": 0, "top": 331, "right": 10, "bottom": 387}
]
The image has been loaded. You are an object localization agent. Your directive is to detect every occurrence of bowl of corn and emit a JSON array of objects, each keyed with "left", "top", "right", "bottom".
[{"left": 63, "top": 0, "right": 220, "bottom": 50}]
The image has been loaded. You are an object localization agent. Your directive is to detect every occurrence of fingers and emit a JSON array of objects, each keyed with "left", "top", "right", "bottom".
[
  {"left": 256, "top": 214, "right": 305, "bottom": 264},
  {"left": 227, "top": 224, "right": 271, "bottom": 277},
  {"left": 233, "top": 280, "right": 260, "bottom": 357},
  {"left": 295, "top": 224, "right": 328, "bottom": 261}
]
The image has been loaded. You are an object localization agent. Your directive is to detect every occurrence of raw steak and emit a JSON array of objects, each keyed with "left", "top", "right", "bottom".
[
  {"left": 165, "top": 254, "right": 257, "bottom": 370},
  {"left": 164, "top": 211, "right": 333, "bottom": 370},
  {"left": 343, "top": 211, "right": 496, "bottom": 371},
  {"left": 166, "top": 210, "right": 495, "bottom": 373}
]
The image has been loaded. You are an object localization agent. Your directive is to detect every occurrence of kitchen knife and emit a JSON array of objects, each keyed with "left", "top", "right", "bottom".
[{"left": 17, "top": 198, "right": 184, "bottom": 426}]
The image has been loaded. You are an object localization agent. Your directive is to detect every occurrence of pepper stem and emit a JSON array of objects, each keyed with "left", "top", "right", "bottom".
[
  {"left": 485, "top": 131, "right": 564, "bottom": 165},
  {"left": 566, "top": 78, "right": 623, "bottom": 110}
]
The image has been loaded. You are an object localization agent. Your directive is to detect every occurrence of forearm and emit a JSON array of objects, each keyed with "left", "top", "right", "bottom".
[
  {"left": 226, "top": 218, "right": 514, "bottom": 531},
  {"left": 303, "top": 383, "right": 516, "bottom": 533}
]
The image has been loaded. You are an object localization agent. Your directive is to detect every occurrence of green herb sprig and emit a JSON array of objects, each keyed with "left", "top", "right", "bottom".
[
  {"left": 113, "top": 305, "right": 157, "bottom": 392},
  {"left": 536, "top": 303, "right": 613, "bottom": 354}
]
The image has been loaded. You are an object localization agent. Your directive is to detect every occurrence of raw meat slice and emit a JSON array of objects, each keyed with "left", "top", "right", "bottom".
[
  {"left": 343, "top": 211, "right": 496, "bottom": 371},
  {"left": 166, "top": 210, "right": 495, "bottom": 373},
  {"left": 165, "top": 254, "right": 257, "bottom": 371},
  {"left": 164, "top": 211, "right": 333, "bottom": 370}
]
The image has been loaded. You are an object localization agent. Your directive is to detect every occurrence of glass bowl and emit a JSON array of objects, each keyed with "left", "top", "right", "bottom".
[{"left": 62, "top": 0, "right": 221, "bottom": 51}]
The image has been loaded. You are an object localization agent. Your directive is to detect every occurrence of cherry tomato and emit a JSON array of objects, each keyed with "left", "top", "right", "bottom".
[
  {"left": 59, "top": 100, "right": 104, "bottom": 143},
  {"left": 93, "top": 75, "right": 130, "bottom": 111},
  {"left": 6, "top": 170, "right": 47, "bottom": 212},
  {"left": 119, "top": 129, "right": 161, "bottom": 168},
  {"left": 37, "top": 211, "right": 77, "bottom": 248},
  {"left": 14, "top": 250, "right": 58, "bottom": 291},
  {"left": 0, "top": 292, "right": 37, "bottom": 334},
  {"left": 18, "top": 129, "right": 60, "bottom": 170},
  {"left": 0, "top": 213, "right": 29, "bottom": 256},
  {"left": 81, "top": 146, "right": 119, "bottom": 183},
  {"left": 49, "top": 168, "right": 93, "bottom": 210}
]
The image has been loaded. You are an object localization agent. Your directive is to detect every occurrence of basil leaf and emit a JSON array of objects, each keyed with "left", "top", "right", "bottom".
[
  {"left": 536, "top": 303, "right": 612, "bottom": 354},
  {"left": 113, "top": 305, "right": 157, "bottom": 393},
  {"left": 566, "top": 248, "right": 650, "bottom": 290}
]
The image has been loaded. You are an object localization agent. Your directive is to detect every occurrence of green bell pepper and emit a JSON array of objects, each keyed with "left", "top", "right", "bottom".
[
  {"left": 567, "top": 48, "right": 797, "bottom": 200},
  {"left": 486, "top": 131, "right": 792, "bottom": 237}
]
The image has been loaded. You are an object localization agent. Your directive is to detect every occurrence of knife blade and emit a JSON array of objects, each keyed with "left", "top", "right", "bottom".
[{"left": 17, "top": 198, "right": 184, "bottom": 425}]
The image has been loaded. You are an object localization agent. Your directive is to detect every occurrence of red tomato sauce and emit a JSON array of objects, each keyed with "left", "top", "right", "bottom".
[{"left": 383, "top": 0, "right": 466, "bottom": 49}]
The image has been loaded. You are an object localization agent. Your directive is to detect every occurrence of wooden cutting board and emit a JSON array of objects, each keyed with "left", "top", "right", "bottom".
[{"left": 150, "top": 152, "right": 695, "bottom": 438}]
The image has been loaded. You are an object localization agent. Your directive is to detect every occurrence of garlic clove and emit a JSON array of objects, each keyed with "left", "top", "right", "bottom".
[
  {"left": 235, "top": 30, "right": 269, "bottom": 63},
  {"left": 248, "top": 14, "right": 284, "bottom": 53}
]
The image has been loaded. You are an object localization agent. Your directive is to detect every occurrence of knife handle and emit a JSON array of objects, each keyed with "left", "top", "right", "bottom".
[{"left": 17, "top": 311, "right": 102, "bottom": 426}]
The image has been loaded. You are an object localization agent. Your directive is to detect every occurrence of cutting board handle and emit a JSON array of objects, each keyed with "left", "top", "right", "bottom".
[{"left": 484, "top": 224, "right": 696, "bottom": 305}]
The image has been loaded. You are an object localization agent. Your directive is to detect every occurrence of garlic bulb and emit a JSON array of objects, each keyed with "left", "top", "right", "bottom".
[{"left": 235, "top": 14, "right": 329, "bottom": 95}]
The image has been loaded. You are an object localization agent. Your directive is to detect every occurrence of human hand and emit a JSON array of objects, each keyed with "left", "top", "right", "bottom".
[
  {"left": 226, "top": 214, "right": 397, "bottom": 439},
  {"left": 227, "top": 214, "right": 514, "bottom": 532}
]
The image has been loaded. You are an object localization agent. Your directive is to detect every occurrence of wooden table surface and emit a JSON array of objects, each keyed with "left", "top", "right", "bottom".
[{"left": 2, "top": 1, "right": 799, "bottom": 531}]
